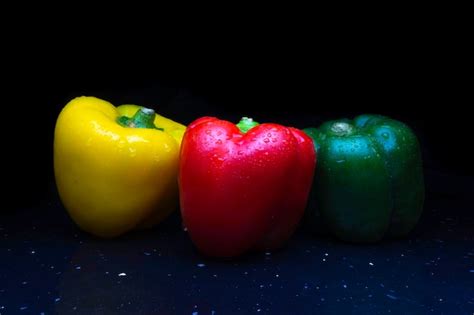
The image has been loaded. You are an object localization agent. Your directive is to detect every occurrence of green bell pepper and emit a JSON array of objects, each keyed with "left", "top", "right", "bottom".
[{"left": 304, "top": 114, "right": 424, "bottom": 242}]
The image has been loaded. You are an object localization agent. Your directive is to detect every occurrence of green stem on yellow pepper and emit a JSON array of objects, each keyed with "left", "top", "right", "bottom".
[{"left": 117, "top": 107, "right": 164, "bottom": 130}]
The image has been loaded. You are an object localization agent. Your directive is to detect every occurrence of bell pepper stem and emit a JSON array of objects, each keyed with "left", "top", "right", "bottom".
[
  {"left": 236, "top": 117, "right": 259, "bottom": 133},
  {"left": 330, "top": 122, "right": 354, "bottom": 136},
  {"left": 117, "top": 107, "right": 164, "bottom": 130}
]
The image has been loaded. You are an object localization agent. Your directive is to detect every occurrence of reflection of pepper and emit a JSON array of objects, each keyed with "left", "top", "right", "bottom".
[
  {"left": 179, "top": 117, "right": 316, "bottom": 257},
  {"left": 304, "top": 114, "right": 424, "bottom": 242},
  {"left": 54, "top": 96, "right": 186, "bottom": 237}
]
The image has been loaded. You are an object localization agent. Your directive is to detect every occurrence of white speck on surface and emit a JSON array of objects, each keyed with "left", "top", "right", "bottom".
[
  {"left": 75, "top": 266, "right": 81, "bottom": 270},
  {"left": 21, "top": 281, "right": 27, "bottom": 285},
  {"left": 343, "top": 284, "right": 347, "bottom": 288},
  {"left": 260, "top": 284, "right": 264, "bottom": 288},
  {"left": 369, "top": 262, "right": 374, "bottom": 266},
  {"left": 144, "top": 252, "right": 151, "bottom": 256},
  {"left": 213, "top": 274, "right": 217, "bottom": 278},
  {"left": 320, "top": 297, "right": 325, "bottom": 301},
  {"left": 325, "top": 253, "right": 328, "bottom": 256},
  {"left": 257, "top": 308, "right": 261, "bottom": 312},
  {"left": 275, "top": 274, "right": 279, "bottom": 278},
  {"left": 439, "top": 298, "right": 443, "bottom": 301},
  {"left": 118, "top": 273, "right": 126, "bottom": 277},
  {"left": 192, "top": 312, "right": 198, "bottom": 315},
  {"left": 322, "top": 258, "right": 326, "bottom": 262},
  {"left": 55, "top": 297, "right": 61, "bottom": 302},
  {"left": 167, "top": 273, "right": 172, "bottom": 277},
  {"left": 386, "top": 294, "right": 398, "bottom": 300},
  {"left": 469, "top": 270, "right": 474, "bottom": 273},
  {"left": 105, "top": 272, "right": 109, "bottom": 275},
  {"left": 30, "top": 251, "right": 35, "bottom": 254},
  {"left": 20, "top": 306, "right": 28, "bottom": 310},
  {"left": 197, "top": 263, "right": 206, "bottom": 268},
  {"left": 244, "top": 271, "right": 248, "bottom": 275},
  {"left": 265, "top": 252, "right": 271, "bottom": 256}
]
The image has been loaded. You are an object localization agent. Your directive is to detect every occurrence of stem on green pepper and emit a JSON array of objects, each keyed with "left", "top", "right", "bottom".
[{"left": 330, "top": 122, "right": 354, "bottom": 136}]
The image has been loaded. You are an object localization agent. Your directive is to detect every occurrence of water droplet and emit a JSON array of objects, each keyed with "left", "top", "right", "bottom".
[
  {"left": 238, "top": 151, "right": 244, "bottom": 155},
  {"left": 267, "top": 133, "right": 272, "bottom": 137},
  {"left": 382, "top": 132, "right": 389, "bottom": 139},
  {"left": 205, "top": 130, "right": 211, "bottom": 135},
  {"left": 216, "top": 139, "right": 222, "bottom": 145},
  {"left": 264, "top": 152, "right": 269, "bottom": 156},
  {"left": 263, "top": 138, "right": 270, "bottom": 143}
]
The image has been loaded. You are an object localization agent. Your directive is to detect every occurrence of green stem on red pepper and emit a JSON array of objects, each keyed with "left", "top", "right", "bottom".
[{"left": 236, "top": 117, "right": 259, "bottom": 134}]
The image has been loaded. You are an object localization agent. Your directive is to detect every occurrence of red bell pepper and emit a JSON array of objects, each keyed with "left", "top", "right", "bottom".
[{"left": 179, "top": 117, "right": 316, "bottom": 257}]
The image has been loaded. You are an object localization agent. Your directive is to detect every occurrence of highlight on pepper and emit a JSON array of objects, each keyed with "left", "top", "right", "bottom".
[
  {"left": 53, "top": 96, "right": 186, "bottom": 238},
  {"left": 304, "top": 114, "right": 425, "bottom": 243},
  {"left": 178, "top": 116, "right": 317, "bottom": 258}
]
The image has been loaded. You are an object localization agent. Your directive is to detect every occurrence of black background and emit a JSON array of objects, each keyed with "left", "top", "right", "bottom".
[{"left": 4, "top": 32, "right": 470, "bottom": 209}]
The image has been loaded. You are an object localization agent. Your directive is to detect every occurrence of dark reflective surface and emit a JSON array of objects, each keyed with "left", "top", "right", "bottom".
[{"left": 1, "top": 170, "right": 473, "bottom": 315}]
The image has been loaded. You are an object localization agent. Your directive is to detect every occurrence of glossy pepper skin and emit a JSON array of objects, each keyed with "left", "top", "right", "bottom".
[
  {"left": 179, "top": 117, "right": 316, "bottom": 258},
  {"left": 304, "top": 114, "right": 424, "bottom": 243},
  {"left": 54, "top": 96, "right": 186, "bottom": 238}
]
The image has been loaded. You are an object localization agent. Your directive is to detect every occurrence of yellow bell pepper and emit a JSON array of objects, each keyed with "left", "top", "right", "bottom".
[{"left": 54, "top": 96, "right": 186, "bottom": 238}]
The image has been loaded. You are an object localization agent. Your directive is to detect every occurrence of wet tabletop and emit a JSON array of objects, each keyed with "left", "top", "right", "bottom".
[{"left": 1, "top": 174, "right": 473, "bottom": 315}]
